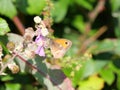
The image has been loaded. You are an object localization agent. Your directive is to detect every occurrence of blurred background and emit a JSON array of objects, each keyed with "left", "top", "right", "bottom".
[{"left": 0, "top": 0, "right": 120, "bottom": 90}]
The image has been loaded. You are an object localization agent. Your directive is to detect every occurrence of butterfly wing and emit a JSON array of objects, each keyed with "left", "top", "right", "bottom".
[{"left": 50, "top": 39, "right": 72, "bottom": 58}]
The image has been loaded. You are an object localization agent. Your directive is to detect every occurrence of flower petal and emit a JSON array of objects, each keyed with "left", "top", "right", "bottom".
[
  {"left": 41, "top": 28, "right": 49, "bottom": 36},
  {"left": 35, "top": 46, "right": 45, "bottom": 57}
]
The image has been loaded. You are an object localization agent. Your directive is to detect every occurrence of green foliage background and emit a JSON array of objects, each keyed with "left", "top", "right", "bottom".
[{"left": 0, "top": 0, "right": 120, "bottom": 90}]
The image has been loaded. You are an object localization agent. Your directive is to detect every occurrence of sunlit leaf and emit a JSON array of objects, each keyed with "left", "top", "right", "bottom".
[
  {"left": 0, "top": 18, "right": 10, "bottom": 35},
  {"left": 5, "top": 83, "right": 21, "bottom": 90},
  {"left": 72, "top": 15, "right": 85, "bottom": 33},
  {"left": 80, "top": 59, "right": 95, "bottom": 79},
  {"left": 0, "top": 0, "right": 17, "bottom": 19},
  {"left": 78, "top": 75, "right": 104, "bottom": 90},
  {"left": 117, "top": 75, "right": 120, "bottom": 90},
  {"left": 99, "top": 67, "right": 115, "bottom": 85},
  {"left": 51, "top": 0, "right": 70, "bottom": 22},
  {"left": 110, "top": 0, "right": 120, "bottom": 11},
  {"left": 16, "top": 0, "right": 46, "bottom": 15},
  {"left": 75, "top": 0, "right": 93, "bottom": 10},
  {"left": 1, "top": 75, "right": 13, "bottom": 81}
]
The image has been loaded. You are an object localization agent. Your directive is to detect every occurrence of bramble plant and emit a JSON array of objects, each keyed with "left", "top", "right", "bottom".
[
  {"left": 0, "top": 16, "right": 75, "bottom": 90},
  {"left": 1, "top": 0, "right": 120, "bottom": 90}
]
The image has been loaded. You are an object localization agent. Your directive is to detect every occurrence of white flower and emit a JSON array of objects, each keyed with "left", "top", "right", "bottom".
[
  {"left": 34, "top": 16, "right": 42, "bottom": 23},
  {"left": 41, "top": 28, "right": 49, "bottom": 36},
  {"left": 14, "top": 42, "right": 23, "bottom": 52},
  {"left": 8, "top": 62, "right": 19, "bottom": 74}
]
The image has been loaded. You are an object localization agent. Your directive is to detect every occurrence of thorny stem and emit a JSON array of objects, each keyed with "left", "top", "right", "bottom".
[
  {"left": 82, "top": 0, "right": 106, "bottom": 37},
  {"left": 85, "top": 0, "right": 106, "bottom": 33},
  {"left": 0, "top": 53, "right": 17, "bottom": 75},
  {"left": 78, "top": 26, "right": 107, "bottom": 54},
  {"left": 12, "top": 16, "right": 25, "bottom": 35},
  {"left": 88, "top": 0, "right": 106, "bottom": 23},
  {"left": 13, "top": 52, "right": 62, "bottom": 90},
  {"left": 78, "top": 0, "right": 106, "bottom": 54}
]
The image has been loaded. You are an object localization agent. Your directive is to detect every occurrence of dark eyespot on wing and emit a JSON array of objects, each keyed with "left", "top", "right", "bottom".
[{"left": 65, "top": 41, "right": 68, "bottom": 45}]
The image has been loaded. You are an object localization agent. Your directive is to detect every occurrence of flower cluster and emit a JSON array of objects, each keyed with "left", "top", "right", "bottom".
[
  {"left": 0, "top": 16, "right": 50, "bottom": 75},
  {"left": 13, "top": 16, "right": 50, "bottom": 59},
  {"left": 34, "top": 16, "right": 49, "bottom": 57}
]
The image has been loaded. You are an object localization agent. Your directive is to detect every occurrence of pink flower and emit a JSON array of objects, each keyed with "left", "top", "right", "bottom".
[
  {"left": 33, "top": 16, "right": 49, "bottom": 57},
  {"left": 35, "top": 35, "right": 45, "bottom": 57},
  {"left": 35, "top": 45, "right": 45, "bottom": 57}
]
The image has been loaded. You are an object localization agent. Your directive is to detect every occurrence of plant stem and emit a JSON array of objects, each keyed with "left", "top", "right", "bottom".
[
  {"left": 14, "top": 52, "right": 62, "bottom": 90},
  {"left": 78, "top": 0, "right": 106, "bottom": 54},
  {"left": 0, "top": 53, "right": 17, "bottom": 75},
  {"left": 77, "top": 26, "right": 107, "bottom": 54},
  {"left": 12, "top": 16, "right": 25, "bottom": 35}
]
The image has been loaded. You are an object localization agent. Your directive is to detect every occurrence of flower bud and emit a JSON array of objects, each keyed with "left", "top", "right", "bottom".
[
  {"left": 6, "top": 42, "right": 15, "bottom": 51},
  {"left": 34, "top": 16, "right": 42, "bottom": 23},
  {"left": 8, "top": 63, "right": 19, "bottom": 74},
  {"left": 41, "top": 28, "right": 49, "bottom": 36}
]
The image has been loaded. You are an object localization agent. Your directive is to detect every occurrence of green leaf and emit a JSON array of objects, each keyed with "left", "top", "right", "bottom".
[
  {"left": 114, "top": 16, "right": 120, "bottom": 38},
  {"left": 16, "top": 0, "right": 46, "bottom": 15},
  {"left": 109, "top": 62, "right": 120, "bottom": 75},
  {"left": 81, "top": 59, "right": 95, "bottom": 79},
  {"left": 70, "top": 59, "right": 95, "bottom": 86},
  {"left": 99, "top": 67, "right": 115, "bottom": 85},
  {"left": 115, "top": 27, "right": 120, "bottom": 38},
  {"left": 109, "top": 63, "right": 120, "bottom": 90},
  {"left": 117, "top": 75, "right": 120, "bottom": 90},
  {"left": 92, "top": 39, "right": 115, "bottom": 54},
  {"left": 22, "top": 84, "right": 37, "bottom": 90},
  {"left": 0, "top": 84, "right": 5, "bottom": 90},
  {"left": 72, "top": 15, "right": 85, "bottom": 33},
  {"left": 94, "top": 60, "right": 108, "bottom": 72},
  {"left": 110, "top": 0, "right": 120, "bottom": 11},
  {"left": 1, "top": 75, "right": 13, "bottom": 81},
  {"left": 0, "top": 18, "right": 10, "bottom": 35},
  {"left": 27, "top": 0, "right": 46, "bottom": 15},
  {"left": 75, "top": 0, "right": 93, "bottom": 10},
  {"left": 91, "top": 39, "right": 120, "bottom": 56},
  {"left": 0, "top": 0, "right": 17, "bottom": 19},
  {"left": 78, "top": 75, "right": 104, "bottom": 90},
  {"left": 51, "top": 0, "right": 70, "bottom": 22},
  {"left": 5, "top": 83, "right": 21, "bottom": 90}
]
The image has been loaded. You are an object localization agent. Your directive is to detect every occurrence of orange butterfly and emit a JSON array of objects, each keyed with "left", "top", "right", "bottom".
[{"left": 50, "top": 39, "right": 72, "bottom": 58}]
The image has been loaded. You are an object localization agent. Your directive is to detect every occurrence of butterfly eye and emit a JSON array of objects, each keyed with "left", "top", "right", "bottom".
[{"left": 65, "top": 41, "right": 68, "bottom": 45}]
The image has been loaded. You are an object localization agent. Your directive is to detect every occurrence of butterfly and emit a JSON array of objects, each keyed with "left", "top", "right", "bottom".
[{"left": 49, "top": 39, "right": 72, "bottom": 58}]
